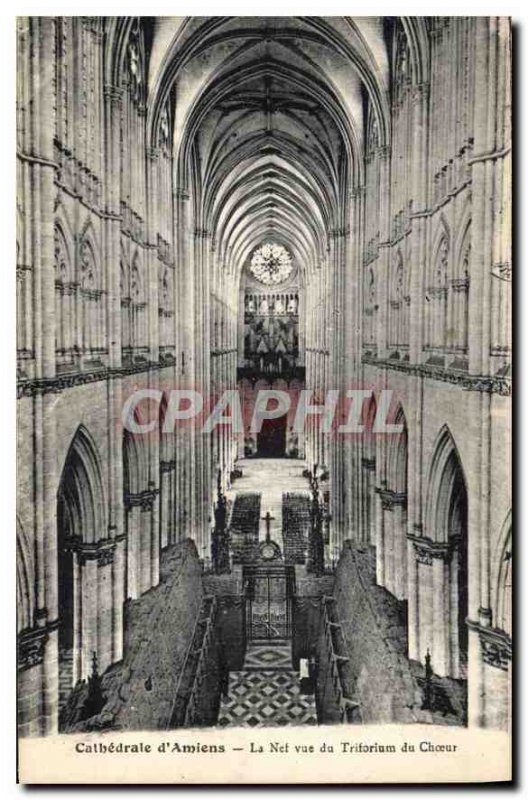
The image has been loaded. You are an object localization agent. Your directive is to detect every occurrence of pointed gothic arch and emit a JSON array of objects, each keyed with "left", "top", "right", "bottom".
[
  {"left": 451, "top": 218, "right": 471, "bottom": 356},
  {"left": 426, "top": 221, "right": 450, "bottom": 352},
  {"left": 421, "top": 426, "right": 468, "bottom": 679},
  {"left": 54, "top": 222, "right": 75, "bottom": 368},
  {"left": 77, "top": 222, "right": 104, "bottom": 358},
  {"left": 56, "top": 426, "right": 107, "bottom": 714}
]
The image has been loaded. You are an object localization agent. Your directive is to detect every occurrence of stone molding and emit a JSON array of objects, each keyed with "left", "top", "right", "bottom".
[
  {"left": 361, "top": 457, "right": 376, "bottom": 471},
  {"left": 103, "top": 84, "right": 124, "bottom": 106},
  {"left": 124, "top": 489, "right": 158, "bottom": 511},
  {"left": 376, "top": 487, "right": 407, "bottom": 510},
  {"left": 64, "top": 537, "right": 118, "bottom": 566},
  {"left": 491, "top": 261, "right": 512, "bottom": 282},
  {"left": 362, "top": 353, "right": 511, "bottom": 396},
  {"left": 467, "top": 619, "right": 512, "bottom": 672},
  {"left": 407, "top": 532, "right": 455, "bottom": 565},
  {"left": 17, "top": 358, "right": 170, "bottom": 398},
  {"left": 329, "top": 227, "right": 350, "bottom": 239},
  {"left": 449, "top": 276, "right": 470, "bottom": 292},
  {"left": 17, "top": 625, "right": 48, "bottom": 671}
]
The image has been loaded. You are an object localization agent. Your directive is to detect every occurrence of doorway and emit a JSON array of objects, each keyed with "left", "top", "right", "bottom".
[
  {"left": 257, "top": 415, "right": 287, "bottom": 457},
  {"left": 244, "top": 565, "right": 295, "bottom": 640}
]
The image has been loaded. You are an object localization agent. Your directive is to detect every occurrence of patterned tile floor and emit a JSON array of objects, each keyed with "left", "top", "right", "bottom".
[
  {"left": 217, "top": 643, "right": 317, "bottom": 728},
  {"left": 243, "top": 641, "right": 292, "bottom": 670}
]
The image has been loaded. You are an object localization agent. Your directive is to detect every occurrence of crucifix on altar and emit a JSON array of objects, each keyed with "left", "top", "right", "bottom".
[{"left": 261, "top": 511, "right": 275, "bottom": 543}]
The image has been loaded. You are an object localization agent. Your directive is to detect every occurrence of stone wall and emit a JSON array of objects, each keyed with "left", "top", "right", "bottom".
[
  {"left": 328, "top": 542, "right": 466, "bottom": 726},
  {"left": 61, "top": 541, "right": 204, "bottom": 732},
  {"left": 204, "top": 573, "right": 246, "bottom": 671},
  {"left": 291, "top": 570, "right": 334, "bottom": 671}
]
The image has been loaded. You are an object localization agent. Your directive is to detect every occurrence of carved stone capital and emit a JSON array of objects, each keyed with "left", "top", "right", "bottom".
[
  {"left": 407, "top": 532, "right": 452, "bottom": 565},
  {"left": 377, "top": 487, "right": 407, "bottom": 511},
  {"left": 18, "top": 626, "right": 48, "bottom": 671},
  {"left": 481, "top": 630, "right": 512, "bottom": 671},
  {"left": 103, "top": 84, "right": 123, "bottom": 107},
  {"left": 411, "top": 82, "right": 430, "bottom": 105},
  {"left": 74, "top": 538, "right": 117, "bottom": 567},
  {"left": 491, "top": 261, "right": 512, "bottom": 282},
  {"left": 329, "top": 227, "right": 350, "bottom": 240},
  {"left": 361, "top": 457, "right": 376, "bottom": 471},
  {"left": 125, "top": 488, "right": 158, "bottom": 511},
  {"left": 174, "top": 187, "right": 190, "bottom": 202},
  {"left": 449, "top": 276, "right": 470, "bottom": 292},
  {"left": 350, "top": 185, "right": 366, "bottom": 200},
  {"left": 467, "top": 619, "right": 512, "bottom": 671}
]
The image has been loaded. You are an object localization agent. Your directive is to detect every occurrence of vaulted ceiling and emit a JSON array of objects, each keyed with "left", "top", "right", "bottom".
[{"left": 144, "top": 17, "right": 394, "bottom": 286}]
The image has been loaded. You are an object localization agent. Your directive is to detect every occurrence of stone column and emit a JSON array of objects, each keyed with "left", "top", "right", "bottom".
[
  {"left": 24, "top": 16, "right": 60, "bottom": 735},
  {"left": 97, "top": 547, "right": 114, "bottom": 674},
  {"left": 449, "top": 542, "right": 461, "bottom": 677},
  {"left": 125, "top": 503, "right": 141, "bottom": 600},
  {"left": 112, "top": 537, "right": 126, "bottom": 664},
  {"left": 376, "top": 147, "right": 391, "bottom": 361},
  {"left": 375, "top": 488, "right": 385, "bottom": 587},
  {"left": 432, "top": 551, "right": 449, "bottom": 676},
  {"left": 72, "top": 553, "right": 82, "bottom": 686},
  {"left": 159, "top": 461, "right": 172, "bottom": 550},
  {"left": 381, "top": 495, "right": 394, "bottom": 594},
  {"left": 108, "top": 375, "right": 125, "bottom": 663},
  {"left": 417, "top": 555, "right": 434, "bottom": 662},
  {"left": 140, "top": 496, "right": 155, "bottom": 595},
  {"left": 407, "top": 535, "right": 420, "bottom": 660},
  {"left": 392, "top": 500, "right": 407, "bottom": 601},
  {"left": 103, "top": 83, "right": 123, "bottom": 369},
  {"left": 17, "top": 627, "right": 48, "bottom": 737},
  {"left": 80, "top": 553, "right": 98, "bottom": 680},
  {"left": 468, "top": 17, "right": 496, "bottom": 378}
]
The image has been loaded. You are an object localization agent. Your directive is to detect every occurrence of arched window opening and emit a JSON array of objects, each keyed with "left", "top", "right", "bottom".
[
  {"left": 388, "top": 250, "right": 409, "bottom": 356},
  {"left": 56, "top": 428, "right": 106, "bottom": 724},
  {"left": 448, "top": 225, "right": 470, "bottom": 365},
  {"left": 78, "top": 233, "right": 106, "bottom": 364},
  {"left": 426, "top": 234, "right": 449, "bottom": 359},
  {"left": 55, "top": 225, "right": 76, "bottom": 370},
  {"left": 159, "top": 265, "right": 174, "bottom": 358},
  {"left": 419, "top": 431, "right": 468, "bottom": 684},
  {"left": 130, "top": 254, "right": 148, "bottom": 358}
]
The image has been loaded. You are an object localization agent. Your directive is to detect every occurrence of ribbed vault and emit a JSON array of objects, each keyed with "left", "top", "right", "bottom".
[{"left": 144, "top": 16, "right": 395, "bottom": 291}]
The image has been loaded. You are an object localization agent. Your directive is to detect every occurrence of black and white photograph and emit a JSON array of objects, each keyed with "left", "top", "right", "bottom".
[{"left": 14, "top": 13, "right": 512, "bottom": 784}]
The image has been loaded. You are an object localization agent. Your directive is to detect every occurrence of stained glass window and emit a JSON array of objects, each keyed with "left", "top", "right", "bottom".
[{"left": 250, "top": 242, "right": 293, "bottom": 285}]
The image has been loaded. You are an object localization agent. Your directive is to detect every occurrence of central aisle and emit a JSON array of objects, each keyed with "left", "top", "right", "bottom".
[
  {"left": 227, "top": 458, "right": 310, "bottom": 552},
  {"left": 217, "top": 642, "right": 317, "bottom": 728}
]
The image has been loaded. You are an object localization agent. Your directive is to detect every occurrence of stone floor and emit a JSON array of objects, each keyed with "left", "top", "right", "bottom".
[
  {"left": 217, "top": 641, "right": 317, "bottom": 728},
  {"left": 227, "top": 459, "right": 310, "bottom": 554}
]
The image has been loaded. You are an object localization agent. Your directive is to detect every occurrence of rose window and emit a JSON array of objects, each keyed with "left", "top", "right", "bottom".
[{"left": 250, "top": 242, "right": 293, "bottom": 285}]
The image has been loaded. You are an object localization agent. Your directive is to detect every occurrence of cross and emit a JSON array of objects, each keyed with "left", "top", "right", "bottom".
[{"left": 261, "top": 511, "right": 275, "bottom": 543}]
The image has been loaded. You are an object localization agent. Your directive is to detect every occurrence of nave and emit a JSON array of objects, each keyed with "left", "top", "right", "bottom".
[
  {"left": 56, "top": 455, "right": 467, "bottom": 732},
  {"left": 17, "top": 16, "right": 511, "bottom": 736}
]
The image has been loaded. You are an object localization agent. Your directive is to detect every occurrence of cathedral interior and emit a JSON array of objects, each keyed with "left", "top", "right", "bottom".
[{"left": 17, "top": 16, "right": 511, "bottom": 736}]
